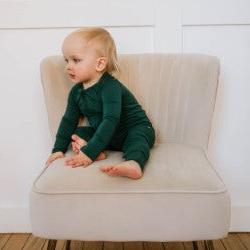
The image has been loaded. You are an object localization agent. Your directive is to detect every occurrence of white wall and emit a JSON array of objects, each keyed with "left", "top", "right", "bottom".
[
  {"left": 181, "top": 0, "right": 250, "bottom": 231},
  {"left": 0, "top": 0, "right": 249, "bottom": 232}
]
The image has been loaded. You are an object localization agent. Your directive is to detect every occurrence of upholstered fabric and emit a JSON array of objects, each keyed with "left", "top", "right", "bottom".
[
  {"left": 34, "top": 144, "right": 226, "bottom": 194},
  {"left": 30, "top": 53, "right": 231, "bottom": 242},
  {"left": 41, "top": 54, "right": 219, "bottom": 150}
]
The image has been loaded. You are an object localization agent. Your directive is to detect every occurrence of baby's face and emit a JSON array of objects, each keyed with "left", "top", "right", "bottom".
[{"left": 62, "top": 34, "right": 100, "bottom": 84}]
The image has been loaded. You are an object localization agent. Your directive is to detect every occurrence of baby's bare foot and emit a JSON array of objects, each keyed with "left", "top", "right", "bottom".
[
  {"left": 71, "top": 134, "right": 106, "bottom": 161},
  {"left": 71, "top": 134, "right": 86, "bottom": 152},
  {"left": 100, "top": 160, "right": 143, "bottom": 179}
]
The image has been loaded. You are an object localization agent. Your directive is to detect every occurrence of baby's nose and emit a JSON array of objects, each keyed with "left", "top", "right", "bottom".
[
  {"left": 65, "top": 60, "right": 73, "bottom": 68},
  {"left": 65, "top": 63, "right": 72, "bottom": 71},
  {"left": 65, "top": 66, "right": 74, "bottom": 75}
]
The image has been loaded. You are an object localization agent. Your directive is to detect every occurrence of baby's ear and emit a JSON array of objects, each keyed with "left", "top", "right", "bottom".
[{"left": 96, "top": 57, "right": 107, "bottom": 72}]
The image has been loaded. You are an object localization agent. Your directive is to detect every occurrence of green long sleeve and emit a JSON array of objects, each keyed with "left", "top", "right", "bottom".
[
  {"left": 52, "top": 85, "right": 82, "bottom": 154},
  {"left": 51, "top": 72, "right": 152, "bottom": 159},
  {"left": 80, "top": 81, "right": 122, "bottom": 160}
]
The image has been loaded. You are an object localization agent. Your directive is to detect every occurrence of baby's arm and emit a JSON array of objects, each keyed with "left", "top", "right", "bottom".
[
  {"left": 52, "top": 85, "right": 82, "bottom": 154},
  {"left": 80, "top": 81, "right": 122, "bottom": 161}
]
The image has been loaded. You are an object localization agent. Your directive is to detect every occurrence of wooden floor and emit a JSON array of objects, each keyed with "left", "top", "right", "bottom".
[{"left": 0, "top": 233, "right": 249, "bottom": 250}]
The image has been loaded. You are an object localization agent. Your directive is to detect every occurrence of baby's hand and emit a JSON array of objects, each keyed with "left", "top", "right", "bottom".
[
  {"left": 65, "top": 150, "right": 93, "bottom": 168},
  {"left": 45, "top": 151, "right": 64, "bottom": 167}
]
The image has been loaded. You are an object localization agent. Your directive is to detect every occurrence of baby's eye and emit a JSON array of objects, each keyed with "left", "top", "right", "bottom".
[
  {"left": 64, "top": 58, "right": 68, "bottom": 63},
  {"left": 73, "top": 58, "right": 80, "bottom": 63}
]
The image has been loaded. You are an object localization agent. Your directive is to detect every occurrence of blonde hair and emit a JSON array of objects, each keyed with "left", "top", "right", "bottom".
[{"left": 70, "top": 27, "right": 120, "bottom": 76}]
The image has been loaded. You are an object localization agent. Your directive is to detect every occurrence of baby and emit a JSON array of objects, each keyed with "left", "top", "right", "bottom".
[{"left": 45, "top": 27, "right": 155, "bottom": 179}]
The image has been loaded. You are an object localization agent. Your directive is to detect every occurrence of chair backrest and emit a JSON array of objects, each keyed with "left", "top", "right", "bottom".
[{"left": 40, "top": 53, "right": 220, "bottom": 150}]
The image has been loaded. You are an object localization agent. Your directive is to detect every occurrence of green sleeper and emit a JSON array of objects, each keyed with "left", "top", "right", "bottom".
[{"left": 52, "top": 71, "right": 155, "bottom": 170}]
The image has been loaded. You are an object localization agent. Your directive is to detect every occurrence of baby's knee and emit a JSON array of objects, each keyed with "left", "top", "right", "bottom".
[{"left": 123, "top": 141, "right": 150, "bottom": 154}]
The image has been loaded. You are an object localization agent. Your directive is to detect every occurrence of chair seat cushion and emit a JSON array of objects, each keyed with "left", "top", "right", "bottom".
[
  {"left": 33, "top": 143, "right": 226, "bottom": 194},
  {"left": 29, "top": 143, "right": 231, "bottom": 241}
]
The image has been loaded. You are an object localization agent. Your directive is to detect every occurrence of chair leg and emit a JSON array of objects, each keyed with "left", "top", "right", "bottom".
[
  {"left": 66, "top": 240, "right": 71, "bottom": 250},
  {"left": 204, "top": 240, "right": 214, "bottom": 250},
  {"left": 192, "top": 241, "right": 198, "bottom": 250},
  {"left": 47, "top": 239, "right": 57, "bottom": 250}
]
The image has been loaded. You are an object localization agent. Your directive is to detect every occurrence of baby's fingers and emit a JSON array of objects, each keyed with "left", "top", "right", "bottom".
[
  {"left": 71, "top": 162, "right": 82, "bottom": 168},
  {"left": 45, "top": 158, "right": 53, "bottom": 167},
  {"left": 46, "top": 155, "right": 64, "bottom": 167},
  {"left": 66, "top": 160, "right": 80, "bottom": 167},
  {"left": 65, "top": 158, "right": 75, "bottom": 166},
  {"left": 56, "top": 155, "right": 64, "bottom": 159}
]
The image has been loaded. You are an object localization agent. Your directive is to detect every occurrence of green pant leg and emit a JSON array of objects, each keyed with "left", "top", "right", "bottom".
[
  {"left": 121, "top": 125, "right": 156, "bottom": 171},
  {"left": 106, "top": 130, "right": 127, "bottom": 151},
  {"left": 74, "top": 126, "right": 96, "bottom": 142},
  {"left": 74, "top": 126, "right": 119, "bottom": 150}
]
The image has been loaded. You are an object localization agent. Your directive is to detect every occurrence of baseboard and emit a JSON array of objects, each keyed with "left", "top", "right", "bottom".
[{"left": 0, "top": 205, "right": 249, "bottom": 232}]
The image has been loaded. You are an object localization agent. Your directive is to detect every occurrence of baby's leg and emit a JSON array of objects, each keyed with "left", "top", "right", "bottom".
[
  {"left": 100, "top": 125, "right": 155, "bottom": 179},
  {"left": 72, "top": 126, "right": 106, "bottom": 161}
]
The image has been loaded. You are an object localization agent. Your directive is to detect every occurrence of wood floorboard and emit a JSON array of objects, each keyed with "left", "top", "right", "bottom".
[
  {"left": 103, "top": 242, "right": 123, "bottom": 250},
  {"left": 0, "top": 233, "right": 249, "bottom": 250},
  {"left": 124, "top": 241, "right": 143, "bottom": 250},
  {"left": 83, "top": 241, "right": 103, "bottom": 250},
  {"left": 0, "top": 234, "right": 11, "bottom": 249},
  {"left": 55, "top": 239, "right": 67, "bottom": 250},
  {"left": 163, "top": 241, "right": 184, "bottom": 249},
  {"left": 1, "top": 233, "right": 30, "bottom": 249},
  {"left": 212, "top": 239, "right": 226, "bottom": 249},
  {"left": 144, "top": 242, "right": 165, "bottom": 250},
  {"left": 237, "top": 233, "right": 250, "bottom": 249},
  {"left": 221, "top": 233, "right": 247, "bottom": 250},
  {"left": 22, "top": 235, "right": 47, "bottom": 250},
  {"left": 67, "top": 240, "right": 85, "bottom": 250},
  {"left": 183, "top": 242, "right": 195, "bottom": 250}
]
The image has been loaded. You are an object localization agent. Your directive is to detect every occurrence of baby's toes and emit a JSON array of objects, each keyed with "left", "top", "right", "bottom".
[
  {"left": 109, "top": 166, "right": 119, "bottom": 172},
  {"left": 99, "top": 165, "right": 108, "bottom": 171},
  {"left": 100, "top": 165, "right": 113, "bottom": 172},
  {"left": 105, "top": 166, "right": 118, "bottom": 176},
  {"left": 71, "top": 134, "right": 78, "bottom": 141},
  {"left": 71, "top": 134, "right": 84, "bottom": 146},
  {"left": 78, "top": 138, "right": 85, "bottom": 146},
  {"left": 74, "top": 142, "right": 80, "bottom": 149},
  {"left": 73, "top": 148, "right": 79, "bottom": 154},
  {"left": 72, "top": 142, "right": 79, "bottom": 153},
  {"left": 106, "top": 168, "right": 120, "bottom": 176}
]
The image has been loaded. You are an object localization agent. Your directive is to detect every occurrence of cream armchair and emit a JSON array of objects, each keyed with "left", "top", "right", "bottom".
[{"left": 29, "top": 53, "right": 231, "bottom": 250}]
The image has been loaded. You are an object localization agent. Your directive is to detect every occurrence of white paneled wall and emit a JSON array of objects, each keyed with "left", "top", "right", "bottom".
[
  {"left": 0, "top": 0, "right": 249, "bottom": 232},
  {"left": 182, "top": 0, "right": 250, "bottom": 231},
  {"left": 183, "top": 24, "right": 250, "bottom": 193}
]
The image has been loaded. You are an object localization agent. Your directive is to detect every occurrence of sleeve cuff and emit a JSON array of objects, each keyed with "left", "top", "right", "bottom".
[
  {"left": 52, "top": 148, "right": 67, "bottom": 154},
  {"left": 80, "top": 145, "right": 99, "bottom": 161}
]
